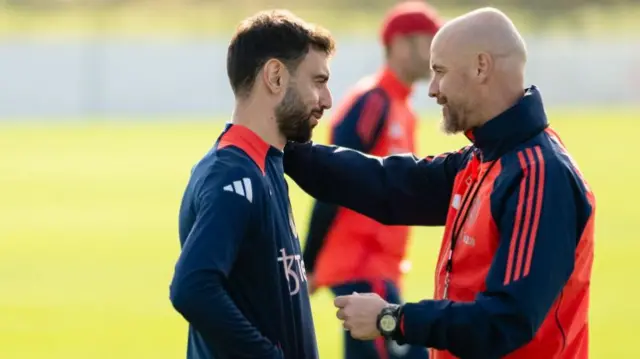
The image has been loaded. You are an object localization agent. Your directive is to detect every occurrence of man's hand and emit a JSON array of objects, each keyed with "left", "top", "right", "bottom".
[{"left": 334, "top": 292, "right": 389, "bottom": 340}]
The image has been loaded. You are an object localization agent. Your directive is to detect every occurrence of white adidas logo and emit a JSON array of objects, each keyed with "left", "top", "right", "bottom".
[{"left": 223, "top": 178, "right": 253, "bottom": 203}]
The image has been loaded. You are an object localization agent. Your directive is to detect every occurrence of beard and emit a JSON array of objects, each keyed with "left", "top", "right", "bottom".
[
  {"left": 439, "top": 96, "right": 470, "bottom": 135},
  {"left": 275, "top": 85, "right": 321, "bottom": 143}
]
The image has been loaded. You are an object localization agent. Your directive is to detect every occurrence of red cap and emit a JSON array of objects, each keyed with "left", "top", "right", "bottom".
[{"left": 381, "top": 1, "right": 442, "bottom": 46}]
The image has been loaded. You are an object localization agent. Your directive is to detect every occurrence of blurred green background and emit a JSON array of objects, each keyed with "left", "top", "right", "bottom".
[
  {"left": 1, "top": 0, "right": 638, "bottom": 358},
  {"left": 1, "top": 0, "right": 640, "bottom": 36}
]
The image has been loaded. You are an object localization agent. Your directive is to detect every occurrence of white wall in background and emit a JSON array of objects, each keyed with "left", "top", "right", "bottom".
[{"left": 0, "top": 35, "right": 637, "bottom": 118}]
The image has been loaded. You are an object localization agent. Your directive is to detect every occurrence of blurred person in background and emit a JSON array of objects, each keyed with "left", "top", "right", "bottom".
[
  {"left": 287, "top": 6, "right": 595, "bottom": 359},
  {"left": 301, "top": 2, "right": 441, "bottom": 359},
  {"left": 169, "top": 9, "right": 334, "bottom": 359}
]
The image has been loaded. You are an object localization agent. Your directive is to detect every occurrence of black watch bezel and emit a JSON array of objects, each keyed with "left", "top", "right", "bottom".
[{"left": 376, "top": 304, "right": 402, "bottom": 338}]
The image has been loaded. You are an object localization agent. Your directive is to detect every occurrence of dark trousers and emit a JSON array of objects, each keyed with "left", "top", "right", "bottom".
[{"left": 331, "top": 280, "right": 429, "bottom": 359}]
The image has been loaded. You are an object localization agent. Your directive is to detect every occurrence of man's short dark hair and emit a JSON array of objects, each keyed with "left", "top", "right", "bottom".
[{"left": 227, "top": 10, "right": 336, "bottom": 97}]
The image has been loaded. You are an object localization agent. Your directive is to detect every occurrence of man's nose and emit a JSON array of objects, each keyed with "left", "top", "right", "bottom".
[
  {"left": 428, "top": 79, "right": 439, "bottom": 98},
  {"left": 321, "top": 89, "right": 333, "bottom": 110}
]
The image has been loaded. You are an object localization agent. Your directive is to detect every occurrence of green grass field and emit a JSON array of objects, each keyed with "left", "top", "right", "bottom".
[
  {"left": 0, "top": 109, "right": 638, "bottom": 358},
  {"left": 1, "top": 3, "right": 639, "bottom": 37}
]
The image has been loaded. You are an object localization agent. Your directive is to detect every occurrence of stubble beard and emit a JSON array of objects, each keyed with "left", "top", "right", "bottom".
[{"left": 275, "top": 86, "right": 317, "bottom": 143}]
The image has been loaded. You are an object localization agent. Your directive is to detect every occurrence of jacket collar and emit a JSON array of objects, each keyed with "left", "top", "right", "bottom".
[{"left": 465, "top": 86, "right": 548, "bottom": 161}]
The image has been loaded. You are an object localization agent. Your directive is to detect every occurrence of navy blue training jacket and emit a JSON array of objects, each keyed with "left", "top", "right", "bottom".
[{"left": 170, "top": 123, "right": 318, "bottom": 359}]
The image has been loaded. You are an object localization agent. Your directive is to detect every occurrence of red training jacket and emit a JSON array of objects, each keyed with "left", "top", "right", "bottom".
[
  {"left": 286, "top": 86, "right": 595, "bottom": 359},
  {"left": 303, "top": 67, "right": 418, "bottom": 288}
]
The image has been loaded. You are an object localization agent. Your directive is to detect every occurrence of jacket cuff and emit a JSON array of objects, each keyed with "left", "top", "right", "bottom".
[
  {"left": 392, "top": 302, "right": 436, "bottom": 346},
  {"left": 391, "top": 304, "right": 408, "bottom": 344}
]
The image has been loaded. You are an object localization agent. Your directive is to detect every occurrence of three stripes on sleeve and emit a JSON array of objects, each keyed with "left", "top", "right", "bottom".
[{"left": 223, "top": 178, "right": 253, "bottom": 203}]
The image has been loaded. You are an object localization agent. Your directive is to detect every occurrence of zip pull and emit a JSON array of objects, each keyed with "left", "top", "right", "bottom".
[
  {"left": 443, "top": 273, "right": 451, "bottom": 299},
  {"left": 445, "top": 249, "right": 454, "bottom": 271},
  {"left": 468, "top": 152, "right": 482, "bottom": 182}
]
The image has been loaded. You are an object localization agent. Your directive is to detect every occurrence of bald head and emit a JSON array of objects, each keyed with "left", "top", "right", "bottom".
[
  {"left": 433, "top": 7, "right": 526, "bottom": 73},
  {"left": 428, "top": 7, "right": 528, "bottom": 135}
]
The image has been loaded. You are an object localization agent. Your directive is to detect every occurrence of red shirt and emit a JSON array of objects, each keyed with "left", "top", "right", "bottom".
[{"left": 305, "top": 67, "right": 418, "bottom": 288}]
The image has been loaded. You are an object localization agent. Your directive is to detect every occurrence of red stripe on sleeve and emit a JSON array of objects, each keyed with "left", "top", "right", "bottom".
[
  {"left": 524, "top": 146, "right": 545, "bottom": 276},
  {"left": 504, "top": 151, "right": 528, "bottom": 286},
  {"left": 513, "top": 148, "right": 538, "bottom": 281},
  {"left": 356, "top": 92, "right": 386, "bottom": 146}
]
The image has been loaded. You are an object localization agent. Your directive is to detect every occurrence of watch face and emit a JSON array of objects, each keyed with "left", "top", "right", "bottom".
[{"left": 380, "top": 314, "right": 397, "bottom": 332}]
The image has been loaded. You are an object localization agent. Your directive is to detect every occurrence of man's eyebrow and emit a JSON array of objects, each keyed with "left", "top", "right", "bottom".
[{"left": 432, "top": 64, "right": 446, "bottom": 71}]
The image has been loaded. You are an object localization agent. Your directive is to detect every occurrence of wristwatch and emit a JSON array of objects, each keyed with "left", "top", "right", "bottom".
[{"left": 376, "top": 304, "right": 403, "bottom": 339}]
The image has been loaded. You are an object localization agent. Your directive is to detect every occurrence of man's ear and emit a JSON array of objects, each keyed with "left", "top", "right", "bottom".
[
  {"left": 262, "top": 59, "right": 290, "bottom": 95},
  {"left": 476, "top": 52, "right": 493, "bottom": 83}
]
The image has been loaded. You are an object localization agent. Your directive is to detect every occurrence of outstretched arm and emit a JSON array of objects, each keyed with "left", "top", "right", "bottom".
[
  {"left": 285, "top": 143, "right": 471, "bottom": 226},
  {"left": 304, "top": 88, "right": 389, "bottom": 273}
]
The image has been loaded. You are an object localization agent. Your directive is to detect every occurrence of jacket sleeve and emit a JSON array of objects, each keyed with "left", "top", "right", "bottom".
[
  {"left": 303, "top": 89, "right": 390, "bottom": 273},
  {"left": 394, "top": 150, "right": 585, "bottom": 358},
  {"left": 330, "top": 88, "right": 390, "bottom": 152},
  {"left": 170, "top": 167, "right": 282, "bottom": 359},
  {"left": 284, "top": 142, "right": 470, "bottom": 226}
]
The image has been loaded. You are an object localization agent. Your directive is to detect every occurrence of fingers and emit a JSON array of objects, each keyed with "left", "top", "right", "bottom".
[
  {"left": 335, "top": 293, "right": 363, "bottom": 334},
  {"left": 334, "top": 295, "right": 351, "bottom": 308},
  {"left": 335, "top": 291, "right": 365, "bottom": 307}
]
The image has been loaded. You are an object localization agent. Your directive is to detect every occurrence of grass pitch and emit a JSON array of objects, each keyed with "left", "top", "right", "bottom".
[
  {"left": 0, "top": 3, "right": 639, "bottom": 37},
  {"left": 0, "top": 109, "right": 638, "bottom": 358}
]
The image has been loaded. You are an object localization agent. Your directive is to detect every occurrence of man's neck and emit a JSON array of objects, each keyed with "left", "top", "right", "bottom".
[
  {"left": 475, "top": 84, "right": 524, "bottom": 127},
  {"left": 231, "top": 101, "right": 285, "bottom": 151},
  {"left": 386, "top": 60, "right": 415, "bottom": 87}
]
